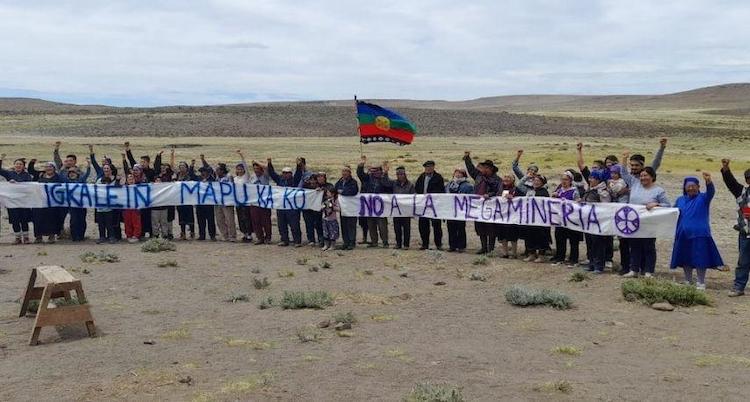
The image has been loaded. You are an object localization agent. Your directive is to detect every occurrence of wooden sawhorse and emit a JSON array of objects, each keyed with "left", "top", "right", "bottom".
[{"left": 19, "top": 265, "right": 96, "bottom": 345}]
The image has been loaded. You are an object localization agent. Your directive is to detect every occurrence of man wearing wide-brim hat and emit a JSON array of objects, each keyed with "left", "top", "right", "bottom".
[{"left": 415, "top": 160, "right": 446, "bottom": 250}]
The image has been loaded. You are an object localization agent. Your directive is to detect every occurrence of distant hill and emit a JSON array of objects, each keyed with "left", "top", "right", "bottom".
[{"left": 0, "top": 84, "right": 748, "bottom": 138}]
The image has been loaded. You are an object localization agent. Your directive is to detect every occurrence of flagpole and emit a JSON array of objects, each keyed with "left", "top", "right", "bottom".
[{"left": 354, "top": 95, "right": 362, "bottom": 157}]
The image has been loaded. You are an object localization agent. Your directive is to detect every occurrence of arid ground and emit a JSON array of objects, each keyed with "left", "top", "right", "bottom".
[{"left": 1, "top": 85, "right": 750, "bottom": 401}]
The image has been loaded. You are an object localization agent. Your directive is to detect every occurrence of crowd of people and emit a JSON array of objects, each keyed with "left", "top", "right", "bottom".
[{"left": 1, "top": 138, "right": 749, "bottom": 297}]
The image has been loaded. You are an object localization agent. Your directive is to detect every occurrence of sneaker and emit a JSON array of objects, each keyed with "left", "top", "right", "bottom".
[
  {"left": 254, "top": 240, "right": 265, "bottom": 245},
  {"left": 585, "top": 266, "right": 596, "bottom": 272},
  {"left": 551, "top": 261, "right": 564, "bottom": 266},
  {"left": 294, "top": 243, "right": 304, "bottom": 248},
  {"left": 644, "top": 273, "right": 653, "bottom": 278},
  {"left": 128, "top": 237, "right": 138, "bottom": 243},
  {"left": 696, "top": 283, "right": 706, "bottom": 291},
  {"left": 523, "top": 255, "right": 535, "bottom": 262},
  {"left": 109, "top": 238, "right": 117, "bottom": 244},
  {"left": 565, "top": 261, "right": 577, "bottom": 268},
  {"left": 419, "top": 246, "right": 428, "bottom": 250},
  {"left": 96, "top": 238, "right": 106, "bottom": 244},
  {"left": 533, "top": 257, "right": 545, "bottom": 263},
  {"left": 622, "top": 271, "right": 638, "bottom": 278},
  {"left": 321, "top": 246, "right": 329, "bottom": 251},
  {"left": 728, "top": 289, "right": 745, "bottom": 297},
  {"left": 593, "top": 270, "right": 604, "bottom": 275},
  {"left": 278, "top": 242, "right": 289, "bottom": 247},
  {"left": 457, "top": 249, "right": 465, "bottom": 253},
  {"left": 605, "top": 261, "right": 613, "bottom": 269},
  {"left": 580, "top": 259, "right": 590, "bottom": 265},
  {"left": 403, "top": 246, "right": 410, "bottom": 250}
]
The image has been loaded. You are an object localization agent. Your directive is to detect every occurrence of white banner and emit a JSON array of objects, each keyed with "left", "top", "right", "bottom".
[
  {"left": 340, "top": 193, "right": 680, "bottom": 238},
  {"left": 0, "top": 182, "right": 323, "bottom": 210}
]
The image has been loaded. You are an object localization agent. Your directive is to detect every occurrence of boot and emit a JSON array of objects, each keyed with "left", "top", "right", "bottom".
[
  {"left": 510, "top": 241, "right": 518, "bottom": 259},
  {"left": 477, "top": 236, "right": 488, "bottom": 254},
  {"left": 500, "top": 240, "right": 509, "bottom": 258}
]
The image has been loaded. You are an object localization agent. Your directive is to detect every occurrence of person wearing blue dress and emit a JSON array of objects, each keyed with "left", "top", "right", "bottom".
[{"left": 670, "top": 173, "right": 724, "bottom": 290}]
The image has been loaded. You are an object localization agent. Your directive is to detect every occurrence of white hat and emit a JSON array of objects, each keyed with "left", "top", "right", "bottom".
[{"left": 281, "top": 167, "right": 293, "bottom": 173}]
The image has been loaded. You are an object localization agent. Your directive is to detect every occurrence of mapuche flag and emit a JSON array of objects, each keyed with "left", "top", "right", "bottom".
[{"left": 356, "top": 100, "right": 416, "bottom": 145}]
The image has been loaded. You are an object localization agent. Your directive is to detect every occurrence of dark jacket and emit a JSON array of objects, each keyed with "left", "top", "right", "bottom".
[
  {"left": 415, "top": 172, "right": 445, "bottom": 194},
  {"left": 356, "top": 165, "right": 393, "bottom": 194},
  {"left": 463, "top": 156, "right": 501, "bottom": 197},
  {"left": 393, "top": 179, "right": 416, "bottom": 194},
  {"left": 267, "top": 161, "right": 296, "bottom": 187},
  {"left": 0, "top": 166, "right": 33, "bottom": 182},
  {"left": 335, "top": 177, "right": 359, "bottom": 196}
]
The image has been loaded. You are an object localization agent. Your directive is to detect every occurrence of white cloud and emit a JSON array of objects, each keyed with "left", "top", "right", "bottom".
[{"left": 0, "top": 0, "right": 748, "bottom": 105}]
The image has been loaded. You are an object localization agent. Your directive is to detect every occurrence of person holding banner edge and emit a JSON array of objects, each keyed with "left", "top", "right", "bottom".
[
  {"left": 463, "top": 151, "right": 501, "bottom": 255},
  {"left": 720, "top": 158, "right": 750, "bottom": 297}
]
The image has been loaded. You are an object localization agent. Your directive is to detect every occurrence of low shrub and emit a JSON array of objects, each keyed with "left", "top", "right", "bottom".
[
  {"left": 296, "top": 326, "right": 323, "bottom": 343},
  {"left": 80, "top": 251, "right": 120, "bottom": 263},
  {"left": 333, "top": 311, "right": 356, "bottom": 325},
  {"left": 622, "top": 278, "right": 711, "bottom": 306},
  {"left": 141, "top": 238, "right": 176, "bottom": 253},
  {"left": 225, "top": 293, "right": 250, "bottom": 303},
  {"left": 253, "top": 277, "right": 270, "bottom": 289},
  {"left": 296, "top": 258, "right": 308, "bottom": 265},
  {"left": 533, "top": 380, "right": 573, "bottom": 394},
  {"left": 258, "top": 297, "right": 274, "bottom": 309},
  {"left": 551, "top": 345, "right": 582, "bottom": 356},
  {"left": 505, "top": 285, "right": 573, "bottom": 309},
  {"left": 469, "top": 272, "right": 487, "bottom": 281},
  {"left": 569, "top": 271, "right": 591, "bottom": 282},
  {"left": 472, "top": 256, "right": 489, "bottom": 266},
  {"left": 280, "top": 291, "right": 333, "bottom": 310},
  {"left": 157, "top": 259, "right": 178, "bottom": 268},
  {"left": 320, "top": 261, "right": 332, "bottom": 269},
  {"left": 403, "top": 383, "right": 464, "bottom": 402}
]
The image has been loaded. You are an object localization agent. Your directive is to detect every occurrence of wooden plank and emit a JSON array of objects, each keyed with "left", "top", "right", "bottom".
[
  {"left": 29, "top": 285, "right": 53, "bottom": 345},
  {"left": 35, "top": 305, "right": 94, "bottom": 327},
  {"left": 37, "top": 266, "right": 76, "bottom": 284},
  {"left": 19, "top": 268, "right": 37, "bottom": 317}
]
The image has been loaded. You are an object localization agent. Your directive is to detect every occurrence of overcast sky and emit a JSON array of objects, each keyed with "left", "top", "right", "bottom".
[{"left": 1, "top": 0, "right": 748, "bottom": 106}]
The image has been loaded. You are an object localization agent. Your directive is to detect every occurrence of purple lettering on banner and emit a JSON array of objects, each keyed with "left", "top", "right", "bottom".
[
  {"left": 47, "top": 183, "right": 64, "bottom": 206},
  {"left": 454, "top": 195, "right": 469, "bottom": 219},
  {"left": 412, "top": 194, "right": 418, "bottom": 215},
  {"left": 480, "top": 198, "right": 492, "bottom": 220},
  {"left": 561, "top": 201, "right": 575, "bottom": 226},
  {"left": 587, "top": 204, "right": 602, "bottom": 233},
  {"left": 577, "top": 204, "right": 585, "bottom": 228},
  {"left": 390, "top": 195, "right": 402, "bottom": 215},
  {"left": 421, "top": 194, "right": 437, "bottom": 218},
  {"left": 493, "top": 198, "right": 504, "bottom": 221},
  {"left": 509, "top": 198, "right": 523, "bottom": 224},
  {"left": 547, "top": 199, "right": 560, "bottom": 226},
  {"left": 134, "top": 184, "right": 151, "bottom": 208},
  {"left": 524, "top": 198, "right": 530, "bottom": 224},
  {"left": 466, "top": 196, "right": 480, "bottom": 219},
  {"left": 360, "top": 195, "right": 384, "bottom": 217},
  {"left": 531, "top": 197, "right": 548, "bottom": 224}
]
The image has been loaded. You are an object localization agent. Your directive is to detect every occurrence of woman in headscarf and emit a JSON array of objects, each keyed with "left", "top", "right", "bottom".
[
  {"left": 28, "top": 161, "right": 64, "bottom": 243},
  {"left": 446, "top": 167, "right": 474, "bottom": 253},
  {"left": 670, "top": 173, "right": 724, "bottom": 290},
  {"left": 0, "top": 155, "right": 33, "bottom": 244}
]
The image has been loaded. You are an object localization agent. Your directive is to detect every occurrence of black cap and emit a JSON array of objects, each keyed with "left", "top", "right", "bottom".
[{"left": 422, "top": 160, "right": 435, "bottom": 167}]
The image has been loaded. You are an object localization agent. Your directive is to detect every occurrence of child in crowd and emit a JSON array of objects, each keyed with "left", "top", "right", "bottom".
[
  {"left": 608, "top": 164, "right": 628, "bottom": 203},
  {"left": 321, "top": 186, "right": 340, "bottom": 251},
  {"left": 122, "top": 174, "right": 142, "bottom": 243}
]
